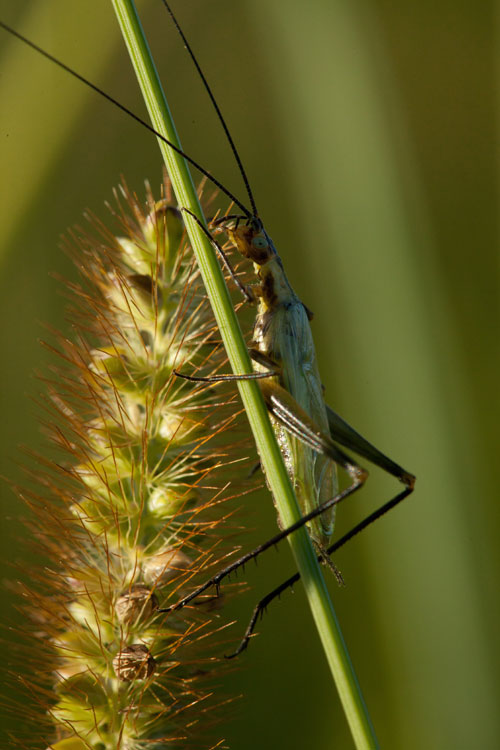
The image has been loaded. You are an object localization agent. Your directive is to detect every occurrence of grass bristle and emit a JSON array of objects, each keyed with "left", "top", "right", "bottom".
[{"left": 7, "top": 177, "right": 256, "bottom": 750}]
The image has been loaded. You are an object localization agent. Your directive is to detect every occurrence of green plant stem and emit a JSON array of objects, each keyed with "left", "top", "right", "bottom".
[{"left": 110, "top": 1, "right": 379, "bottom": 747}]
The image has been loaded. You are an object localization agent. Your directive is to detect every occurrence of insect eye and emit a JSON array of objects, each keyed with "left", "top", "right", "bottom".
[{"left": 252, "top": 236, "right": 268, "bottom": 250}]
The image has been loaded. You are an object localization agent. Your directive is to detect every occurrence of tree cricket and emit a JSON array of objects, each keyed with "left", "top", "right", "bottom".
[{"left": 0, "top": 2, "right": 415, "bottom": 654}]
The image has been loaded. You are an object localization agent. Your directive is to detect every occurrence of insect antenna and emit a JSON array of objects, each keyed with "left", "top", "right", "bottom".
[
  {"left": 161, "top": 0, "right": 259, "bottom": 219},
  {"left": 0, "top": 19, "right": 252, "bottom": 219}
]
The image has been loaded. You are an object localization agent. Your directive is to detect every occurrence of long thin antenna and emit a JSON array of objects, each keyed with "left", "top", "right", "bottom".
[
  {"left": 161, "top": 0, "right": 259, "bottom": 219},
  {"left": 0, "top": 20, "right": 252, "bottom": 218}
]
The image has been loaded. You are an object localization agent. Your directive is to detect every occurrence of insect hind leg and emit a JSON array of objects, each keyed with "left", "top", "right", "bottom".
[
  {"left": 157, "top": 469, "right": 366, "bottom": 617},
  {"left": 226, "top": 482, "right": 413, "bottom": 658}
]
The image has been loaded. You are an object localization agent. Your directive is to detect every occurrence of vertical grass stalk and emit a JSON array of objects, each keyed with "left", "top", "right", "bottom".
[{"left": 110, "top": 1, "right": 380, "bottom": 747}]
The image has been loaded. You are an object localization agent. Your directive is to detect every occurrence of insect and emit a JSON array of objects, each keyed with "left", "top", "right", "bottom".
[
  {"left": 159, "top": 0, "right": 416, "bottom": 571},
  {"left": 0, "top": 2, "right": 415, "bottom": 649}
]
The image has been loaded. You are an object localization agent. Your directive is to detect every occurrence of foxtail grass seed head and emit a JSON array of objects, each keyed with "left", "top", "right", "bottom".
[{"left": 11, "top": 179, "right": 254, "bottom": 749}]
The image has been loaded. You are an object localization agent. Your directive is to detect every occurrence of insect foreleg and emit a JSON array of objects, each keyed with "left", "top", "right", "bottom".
[
  {"left": 226, "top": 482, "right": 413, "bottom": 658},
  {"left": 181, "top": 208, "right": 255, "bottom": 302},
  {"left": 212, "top": 214, "right": 248, "bottom": 229}
]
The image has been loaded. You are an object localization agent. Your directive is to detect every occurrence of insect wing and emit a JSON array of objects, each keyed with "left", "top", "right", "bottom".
[{"left": 259, "top": 294, "right": 338, "bottom": 544}]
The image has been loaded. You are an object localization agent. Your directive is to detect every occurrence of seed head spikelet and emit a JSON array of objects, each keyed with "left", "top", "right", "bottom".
[{"left": 7, "top": 178, "right": 254, "bottom": 750}]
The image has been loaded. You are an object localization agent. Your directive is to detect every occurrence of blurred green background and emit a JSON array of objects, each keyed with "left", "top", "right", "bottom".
[{"left": 0, "top": 1, "right": 498, "bottom": 748}]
